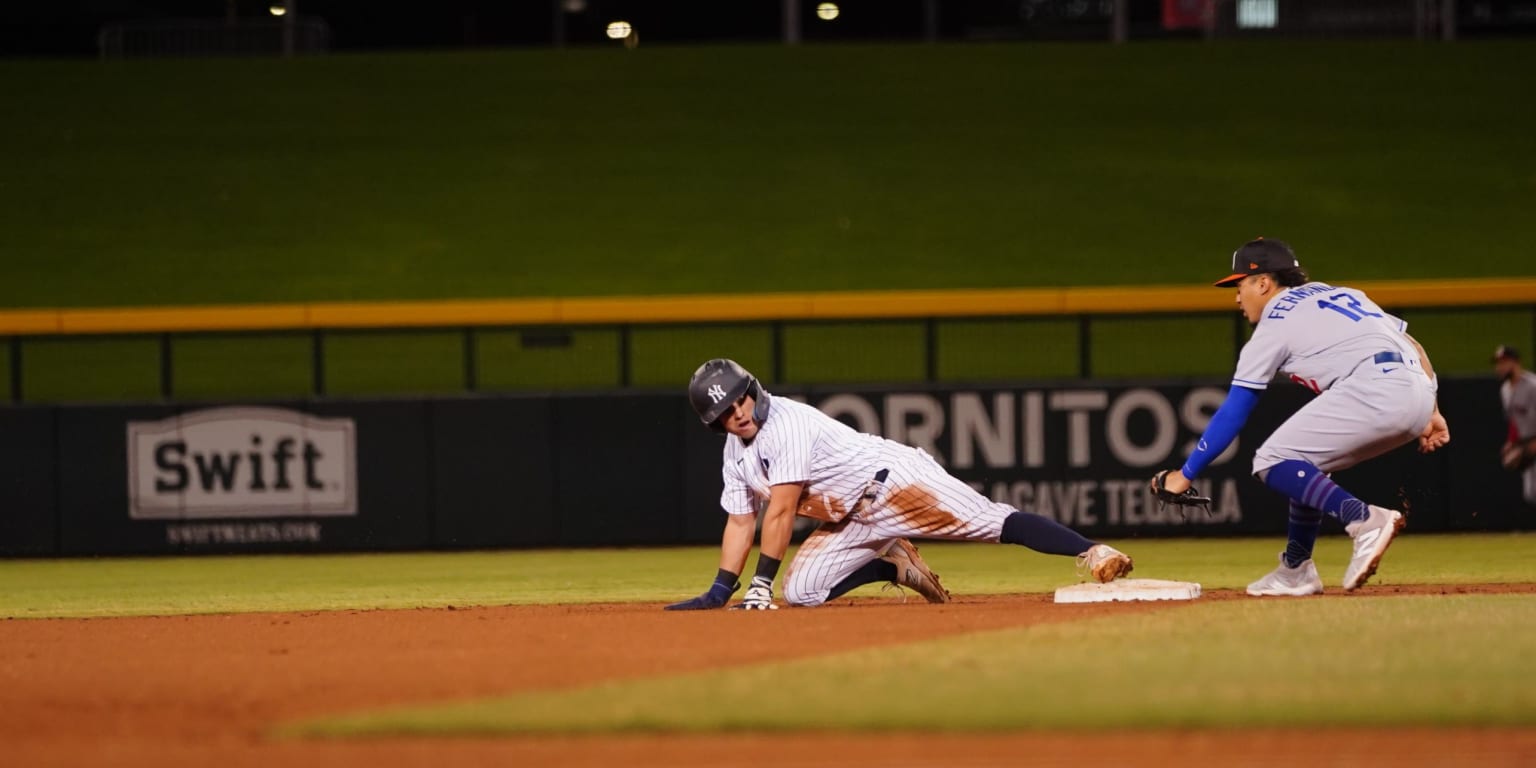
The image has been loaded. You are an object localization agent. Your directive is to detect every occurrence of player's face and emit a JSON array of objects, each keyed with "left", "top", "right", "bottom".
[
  {"left": 1234, "top": 274, "right": 1273, "bottom": 324},
  {"left": 721, "top": 394, "right": 759, "bottom": 439},
  {"left": 1495, "top": 358, "right": 1518, "bottom": 381}
]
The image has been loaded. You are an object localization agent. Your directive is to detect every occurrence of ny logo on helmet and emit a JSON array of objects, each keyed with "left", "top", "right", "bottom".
[{"left": 707, "top": 384, "right": 727, "bottom": 403}]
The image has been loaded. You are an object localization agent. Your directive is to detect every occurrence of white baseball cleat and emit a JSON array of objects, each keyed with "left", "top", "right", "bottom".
[
  {"left": 879, "top": 538, "right": 951, "bottom": 603},
  {"left": 1077, "top": 544, "right": 1134, "bottom": 583},
  {"left": 1342, "top": 505, "right": 1407, "bottom": 591},
  {"left": 1246, "top": 553, "right": 1324, "bottom": 597}
]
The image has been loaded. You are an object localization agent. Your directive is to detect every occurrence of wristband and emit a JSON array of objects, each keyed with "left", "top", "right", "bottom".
[
  {"left": 753, "top": 554, "right": 782, "bottom": 583},
  {"left": 704, "top": 570, "right": 739, "bottom": 604}
]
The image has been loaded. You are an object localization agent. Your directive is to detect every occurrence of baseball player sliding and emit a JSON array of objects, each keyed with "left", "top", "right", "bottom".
[
  {"left": 1151, "top": 238, "right": 1451, "bottom": 597},
  {"left": 667, "top": 359, "right": 1134, "bottom": 610}
]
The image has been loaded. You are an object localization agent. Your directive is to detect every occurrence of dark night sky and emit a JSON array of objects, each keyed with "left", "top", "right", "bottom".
[
  {"left": 6, "top": 1, "right": 1530, "bottom": 58},
  {"left": 4, "top": 1, "right": 1174, "bottom": 58}
]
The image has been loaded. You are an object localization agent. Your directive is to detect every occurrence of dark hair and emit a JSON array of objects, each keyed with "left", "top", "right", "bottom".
[{"left": 1272, "top": 267, "right": 1311, "bottom": 287}]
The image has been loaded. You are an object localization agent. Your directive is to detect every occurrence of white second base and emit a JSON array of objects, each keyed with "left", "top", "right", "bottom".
[{"left": 1053, "top": 578, "right": 1202, "bottom": 604}]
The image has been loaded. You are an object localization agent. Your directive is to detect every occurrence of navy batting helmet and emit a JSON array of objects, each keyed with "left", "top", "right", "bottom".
[{"left": 688, "top": 358, "right": 771, "bottom": 433}]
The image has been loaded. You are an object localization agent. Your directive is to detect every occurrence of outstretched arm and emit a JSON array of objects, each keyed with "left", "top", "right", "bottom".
[
  {"left": 757, "top": 483, "right": 802, "bottom": 561},
  {"left": 665, "top": 512, "right": 756, "bottom": 611},
  {"left": 718, "top": 510, "right": 756, "bottom": 575},
  {"left": 1156, "top": 384, "right": 1263, "bottom": 494},
  {"left": 733, "top": 483, "right": 803, "bottom": 610}
]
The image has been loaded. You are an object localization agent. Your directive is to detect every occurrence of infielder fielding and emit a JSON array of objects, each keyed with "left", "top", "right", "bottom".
[
  {"left": 667, "top": 358, "right": 1134, "bottom": 610},
  {"left": 1151, "top": 238, "right": 1451, "bottom": 597},
  {"left": 1493, "top": 345, "right": 1536, "bottom": 506}
]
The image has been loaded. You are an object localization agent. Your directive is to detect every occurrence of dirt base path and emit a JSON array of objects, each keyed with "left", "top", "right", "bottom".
[{"left": 4, "top": 586, "right": 1534, "bottom": 767}]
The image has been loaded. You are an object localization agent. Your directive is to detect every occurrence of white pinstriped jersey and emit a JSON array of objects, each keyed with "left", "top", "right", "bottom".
[
  {"left": 1233, "top": 282, "right": 1422, "bottom": 394},
  {"left": 715, "top": 393, "right": 1020, "bottom": 605},
  {"left": 719, "top": 396, "right": 892, "bottom": 521}
]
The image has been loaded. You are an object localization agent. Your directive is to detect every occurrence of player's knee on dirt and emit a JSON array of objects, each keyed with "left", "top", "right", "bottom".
[{"left": 781, "top": 573, "right": 829, "bottom": 607}]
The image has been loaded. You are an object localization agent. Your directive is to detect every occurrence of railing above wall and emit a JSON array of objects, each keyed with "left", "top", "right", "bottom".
[
  {"left": 4, "top": 278, "right": 1536, "bottom": 335},
  {"left": 3, "top": 279, "right": 1534, "bottom": 404}
]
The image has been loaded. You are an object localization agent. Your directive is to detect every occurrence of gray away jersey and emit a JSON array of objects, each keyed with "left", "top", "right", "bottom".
[{"left": 1233, "top": 282, "right": 1422, "bottom": 394}]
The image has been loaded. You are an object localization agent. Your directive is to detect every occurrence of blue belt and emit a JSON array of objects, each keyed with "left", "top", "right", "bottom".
[
  {"left": 853, "top": 469, "right": 891, "bottom": 520},
  {"left": 1374, "top": 351, "right": 1403, "bottom": 365}
]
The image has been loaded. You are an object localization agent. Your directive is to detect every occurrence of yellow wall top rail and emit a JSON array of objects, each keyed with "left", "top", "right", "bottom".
[{"left": 2, "top": 277, "right": 1534, "bottom": 336}]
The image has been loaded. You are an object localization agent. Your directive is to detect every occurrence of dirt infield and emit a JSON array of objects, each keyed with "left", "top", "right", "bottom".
[{"left": 4, "top": 586, "right": 1535, "bottom": 767}]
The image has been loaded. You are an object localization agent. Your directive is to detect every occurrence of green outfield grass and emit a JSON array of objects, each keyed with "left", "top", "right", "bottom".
[
  {"left": 3, "top": 43, "right": 1533, "bottom": 308},
  {"left": 4, "top": 41, "right": 1533, "bottom": 399},
  {"left": 2, "top": 533, "right": 1530, "bottom": 620},
  {"left": 298, "top": 595, "right": 1536, "bottom": 735}
]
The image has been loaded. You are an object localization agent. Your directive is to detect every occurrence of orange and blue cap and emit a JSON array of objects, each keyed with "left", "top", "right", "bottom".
[{"left": 1214, "top": 238, "right": 1300, "bottom": 288}]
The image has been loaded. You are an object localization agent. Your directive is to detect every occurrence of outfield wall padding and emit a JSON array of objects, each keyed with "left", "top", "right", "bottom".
[
  {"left": 0, "top": 406, "right": 58, "bottom": 556},
  {"left": 431, "top": 398, "right": 559, "bottom": 548},
  {"left": 56, "top": 404, "right": 180, "bottom": 555},
  {"left": 0, "top": 378, "right": 1526, "bottom": 557}
]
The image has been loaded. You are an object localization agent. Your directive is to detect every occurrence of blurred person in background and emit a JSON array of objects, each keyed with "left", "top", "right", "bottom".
[{"left": 1494, "top": 345, "right": 1536, "bottom": 507}]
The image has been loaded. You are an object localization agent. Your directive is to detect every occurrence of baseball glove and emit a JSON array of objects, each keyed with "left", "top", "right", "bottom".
[
  {"left": 1503, "top": 442, "right": 1536, "bottom": 472},
  {"left": 1151, "top": 470, "right": 1213, "bottom": 518}
]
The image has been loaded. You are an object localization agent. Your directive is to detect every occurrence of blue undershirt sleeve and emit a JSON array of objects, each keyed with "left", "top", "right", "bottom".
[{"left": 1180, "top": 385, "right": 1262, "bottom": 480}]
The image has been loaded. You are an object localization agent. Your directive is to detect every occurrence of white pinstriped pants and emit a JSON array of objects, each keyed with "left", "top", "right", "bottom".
[{"left": 781, "top": 446, "right": 1014, "bottom": 606}]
